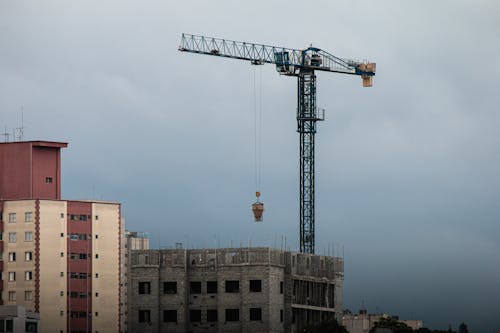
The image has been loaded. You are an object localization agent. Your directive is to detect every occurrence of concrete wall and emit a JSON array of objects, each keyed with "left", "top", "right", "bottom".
[{"left": 128, "top": 248, "right": 343, "bottom": 333}]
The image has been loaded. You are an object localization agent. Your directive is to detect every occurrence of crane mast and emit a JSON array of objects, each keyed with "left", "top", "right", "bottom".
[{"left": 179, "top": 33, "right": 375, "bottom": 254}]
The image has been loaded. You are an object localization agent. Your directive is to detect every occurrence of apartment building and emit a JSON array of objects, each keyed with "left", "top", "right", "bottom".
[
  {"left": 128, "top": 247, "right": 343, "bottom": 333},
  {"left": 0, "top": 141, "right": 122, "bottom": 333}
]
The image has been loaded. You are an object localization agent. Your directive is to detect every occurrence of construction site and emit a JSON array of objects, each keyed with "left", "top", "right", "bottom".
[
  {"left": 128, "top": 247, "right": 343, "bottom": 333},
  {"left": 122, "top": 34, "right": 374, "bottom": 332}
]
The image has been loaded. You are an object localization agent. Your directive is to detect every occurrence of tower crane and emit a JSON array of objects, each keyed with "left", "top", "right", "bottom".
[{"left": 179, "top": 33, "right": 376, "bottom": 254}]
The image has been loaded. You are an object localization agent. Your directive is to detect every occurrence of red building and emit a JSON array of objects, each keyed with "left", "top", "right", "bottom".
[{"left": 0, "top": 141, "right": 121, "bottom": 333}]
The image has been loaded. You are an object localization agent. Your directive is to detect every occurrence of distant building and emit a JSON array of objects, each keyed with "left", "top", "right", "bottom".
[
  {"left": 128, "top": 247, "right": 343, "bottom": 333},
  {"left": 0, "top": 141, "right": 122, "bottom": 332},
  {"left": 121, "top": 231, "right": 149, "bottom": 332},
  {"left": 0, "top": 305, "right": 39, "bottom": 333},
  {"left": 342, "top": 310, "right": 423, "bottom": 333}
]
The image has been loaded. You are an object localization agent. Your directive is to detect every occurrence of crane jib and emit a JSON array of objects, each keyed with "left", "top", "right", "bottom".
[{"left": 179, "top": 33, "right": 375, "bottom": 78}]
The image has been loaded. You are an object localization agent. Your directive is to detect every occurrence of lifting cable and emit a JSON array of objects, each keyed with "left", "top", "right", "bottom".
[
  {"left": 253, "top": 65, "right": 263, "bottom": 197},
  {"left": 252, "top": 65, "right": 265, "bottom": 222}
]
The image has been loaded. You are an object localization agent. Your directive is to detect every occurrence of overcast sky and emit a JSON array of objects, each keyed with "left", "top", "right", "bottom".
[{"left": 1, "top": 1, "right": 500, "bottom": 331}]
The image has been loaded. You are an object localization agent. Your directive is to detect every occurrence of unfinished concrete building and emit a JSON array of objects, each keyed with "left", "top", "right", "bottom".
[{"left": 128, "top": 247, "right": 343, "bottom": 333}]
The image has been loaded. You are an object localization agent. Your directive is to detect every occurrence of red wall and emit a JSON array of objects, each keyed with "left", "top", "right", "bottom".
[
  {"left": 0, "top": 141, "right": 66, "bottom": 200},
  {"left": 66, "top": 201, "right": 93, "bottom": 332},
  {"left": 0, "top": 201, "right": 3, "bottom": 305},
  {"left": 0, "top": 143, "right": 32, "bottom": 199},
  {"left": 32, "top": 147, "right": 61, "bottom": 199}
]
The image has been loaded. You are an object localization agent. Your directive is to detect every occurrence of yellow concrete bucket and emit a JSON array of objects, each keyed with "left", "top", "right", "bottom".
[{"left": 252, "top": 191, "right": 264, "bottom": 222}]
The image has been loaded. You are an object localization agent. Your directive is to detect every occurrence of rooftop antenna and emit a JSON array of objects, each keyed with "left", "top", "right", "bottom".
[
  {"left": 1, "top": 126, "right": 10, "bottom": 142},
  {"left": 15, "top": 108, "right": 24, "bottom": 141}
]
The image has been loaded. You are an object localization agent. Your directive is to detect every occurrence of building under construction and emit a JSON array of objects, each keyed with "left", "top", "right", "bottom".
[{"left": 128, "top": 247, "right": 343, "bottom": 333}]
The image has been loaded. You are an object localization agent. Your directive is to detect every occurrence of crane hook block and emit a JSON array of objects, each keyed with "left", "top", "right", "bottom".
[{"left": 252, "top": 201, "right": 264, "bottom": 222}]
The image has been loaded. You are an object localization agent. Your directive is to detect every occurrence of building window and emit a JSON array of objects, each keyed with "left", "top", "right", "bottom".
[
  {"left": 8, "top": 291, "right": 16, "bottom": 301},
  {"left": 79, "top": 253, "right": 87, "bottom": 260},
  {"left": 190, "top": 281, "right": 201, "bottom": 294},
  {"left": 70, "top": 234, "right": 78, "bottom": 240},
  {"left": 138, "top": 310, "right": 151, "bottom": 323},
  {"left": 25, "top": 252, "right": 33, "bottom": 261},
  {"left": 8, "top": 213, "right": 16, "bottom": 223},
  {"left": 280, "top": 309, "right": 283, "bottom": 322},
  {"left": 163, "top": 281, "right": 177, "bottom": 294},
  {"left": 8, "top": 272, "right": 16, "bottom": 281},
  {"left": 25, "top": 291, "right": 33, "bottom": 301},
  {"left": 60, "top": 213, "right": 64, "bottom": 218},
  {"left": 249, "top": 280, "right": 262, "bottom": 292},
  {"left": 190, "top": 310, "right": 201, "bottom": 322},
  {"left": 207, "top": 281, "right": 217, "bottom": 294},
  {"left": 249, "top": 308, "right": 262, "bottom": 321},
  {"left": 138, "top": 282, "right": 151, "bottom": 294},
  {"left": 1, "top": 320, "right": 14, "bottom": 332},
  {"left": 225, "top": 309, "right": 239, "bottom": 322},
  {"left": 8, "top": 252, "right": 16, "bottom": 262},
  {"left": 163, "top": 310, "right": 177, "bottom": 323},
  {"left": 280, "top": 281, "right": 284, "bottom": 294},
  {"left": 45, "top": 177, "right": 53, "bottom": 183},
  {"left": 225, "top": 280, "right": 239, "bottom": 293},
  {"left": 8, "top": 232, "right": 16, "bottom": 243},
  {"left": 207, "top": 309, "right": 218, "bottom": 322},
  {"left": 24, "top": 212, "right": 33, "bottom": 222},
  {"left": 25, "top": 231, "right": 33, "bottom": 242},
  {"left": 79, "top": 215, "right": 87, "bottom": 221},
  {"left": 70, "top": 253, "right": 78, "bottom": 260},
  {"left": 95, "top": 254, "right": 99, "bottom": 259},
  {"left": 25, "top": 271, "right": 33, "bottom": 281}
]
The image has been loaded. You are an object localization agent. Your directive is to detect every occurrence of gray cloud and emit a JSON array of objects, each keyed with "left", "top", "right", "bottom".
[{"left": 1, "top": 0, "right": 499, "bottom": 331}]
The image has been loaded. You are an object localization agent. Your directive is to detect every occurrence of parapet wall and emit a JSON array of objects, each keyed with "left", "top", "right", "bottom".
[{"left": 130, "top": 247, "right": 343, "bottom": 278}]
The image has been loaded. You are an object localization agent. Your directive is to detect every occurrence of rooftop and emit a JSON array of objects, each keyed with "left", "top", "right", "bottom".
[{"left": 0, "top": 140, "right": 68, "bottom": 148}]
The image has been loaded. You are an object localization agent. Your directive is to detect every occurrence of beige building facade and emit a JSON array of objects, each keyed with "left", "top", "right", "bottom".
[{"left": 1, "top": 199, "right": 121, "bottom": 332}]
